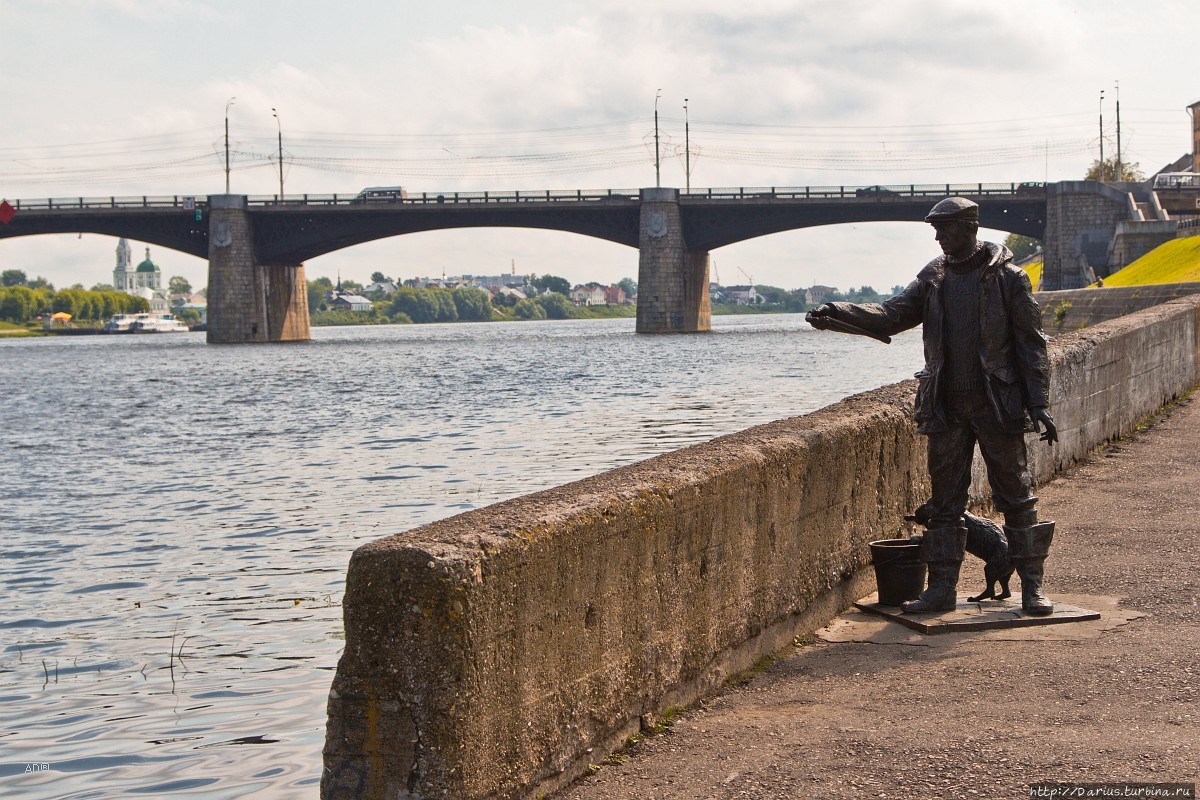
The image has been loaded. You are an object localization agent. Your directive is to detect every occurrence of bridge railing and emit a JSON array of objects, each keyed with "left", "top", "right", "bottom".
[
  {"left": 7, "top": 183, "right": 1046, "bottom": 211},
  {"left": 681, "top": 182, "right": 1046, "bottom": 201},
  {"left": 7, "top": 195, "right": 211, "bottom": 210},
  {"left": 245, "top": 189, "right": 643, "bottom": 206}
]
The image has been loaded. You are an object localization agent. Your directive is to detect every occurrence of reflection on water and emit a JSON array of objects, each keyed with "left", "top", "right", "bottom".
[{"left": 0, "top": 315, "right": 921, "bottom": 797}]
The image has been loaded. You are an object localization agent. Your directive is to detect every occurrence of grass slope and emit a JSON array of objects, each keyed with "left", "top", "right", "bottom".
[
  {"left": 1101, "top": 236, "right": 1200, "bottom": 287},
  {"left": 1023, "top": 261, "right": 1043, "bottom": 290}
]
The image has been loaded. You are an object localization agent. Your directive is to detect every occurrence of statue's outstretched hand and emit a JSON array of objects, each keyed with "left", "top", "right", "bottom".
[
  {"left": 1031, "top": 408, "right": 1058, "bottom": 445},
  {"left": 805, "top": 303, "right": 837, "bottom": 330}
]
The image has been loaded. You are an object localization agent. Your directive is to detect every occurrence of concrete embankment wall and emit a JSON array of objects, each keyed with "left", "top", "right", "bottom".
[
  {"left": 322, "top": 295, "right": 1200, "bottom": 800},
  {"left": 1035, "top": 283, "right": 1200, "bottom": 334}
]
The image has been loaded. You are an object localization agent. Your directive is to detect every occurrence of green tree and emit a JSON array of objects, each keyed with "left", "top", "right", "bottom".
[
  {"left": 27, "top": 276, "right": 53, "bottom": 291},
  {"left": 452, "top": 286, "right": 493, "bottom": 321},
  {"left": 1, "top": 269, "right": 27, "bottom": 287},
  {"left": 174, "top": 308, "right": 201, "bottom": 325},
  {"left": 168, "top": 275, "right": 192, "bottom": 296},
  {"left": 755, "top": 284, "right": 788, "bottom": 304},
  {"left": 90, "top": 282, "right": 115, "bottom": 292},
  {"left": 1085, "top": 158, "right": 1144, "bottom": 182},
  {"left": 370, "top": 271, "right": 388, "bottom": 284},
  {"left": 536, "top": 292, "right": 576, "bottom": 320},
  {"left": 513, "top": 297, "right": 547, "bottom": 320},
  {"left": 617, "top": 277, "right": 637, "bottom": 297},
  {"left": 308, "top": 276, "right": 334, "bottom": 312},
  {"left": 389, "top": 287, "right": 458, "bottom": 323},
  {"left": 431, "top": 288, "right": 458, "bottom": 322},
  {"left": 491, "top": 290, "right": 518, "bottom": 308},
  {"left": 1004, "top": 233, "right": 1042, "bottom": 262},
  {"left": 0, "top": 286, "right": 35, "bottom": 320},
  {"left": 531, "top": 274, "right": 571, "bottom": 296}
]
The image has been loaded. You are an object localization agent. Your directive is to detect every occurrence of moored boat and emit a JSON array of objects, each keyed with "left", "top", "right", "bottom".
[{"left": 103, "top": 313, "right": 190, "bottom": 333}]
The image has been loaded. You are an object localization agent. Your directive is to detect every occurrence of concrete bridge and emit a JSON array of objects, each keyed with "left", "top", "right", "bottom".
[{"left": 0, "top": 180, "right": 1187, "bottom": 342}]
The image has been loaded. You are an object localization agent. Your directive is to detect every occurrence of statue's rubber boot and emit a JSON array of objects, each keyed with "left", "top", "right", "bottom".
[
  {"left": 1006, "top": 521, "right": 1055, "bottom": 616},
  {"left": 901, "top": 526, "right": 967, "bottom": 614}
]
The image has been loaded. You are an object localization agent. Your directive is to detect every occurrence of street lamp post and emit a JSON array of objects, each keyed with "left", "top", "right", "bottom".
[
  {"left": 272, "top": 107, "right": 283, "bottom": 199},
  {"left": 1114, "top": 80, "right": 1122, "bottom": 182},
  {"left": 654, "top": 89, "right": 661, "bottom": 188},
  {"left": 224, "top": 97, "right": 237, "bottom": 193},
  {"left": 684, "top": 98, "right": 690, "bottom": 193},
  {"left": 1098, "top": 90, "right": 1105, "bottom": 182}
]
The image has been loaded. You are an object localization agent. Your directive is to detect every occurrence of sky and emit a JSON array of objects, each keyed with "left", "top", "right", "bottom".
[{"left": 1, "top": 0, "right": 1197, "bottom": 294}]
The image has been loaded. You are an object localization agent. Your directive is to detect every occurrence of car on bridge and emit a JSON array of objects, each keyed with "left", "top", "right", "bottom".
[{"left": 854, "top": 185, "right": 897, "bottom": 198}]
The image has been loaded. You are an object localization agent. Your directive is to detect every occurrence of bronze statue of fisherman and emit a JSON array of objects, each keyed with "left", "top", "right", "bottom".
[{"left": 807, "top": 197, "right": 1058, "bottom": 615}]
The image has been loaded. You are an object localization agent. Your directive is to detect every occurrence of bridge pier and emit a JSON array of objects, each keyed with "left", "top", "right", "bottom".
[
  {"left": 1041, "top": 181, "right": 1178, "bottom": 291},
  {"left": 206, "top": 195, "right": 309, "bottom": 343},
  {"left": 636, "top": 188, "right": 711, "bottom": 333}
]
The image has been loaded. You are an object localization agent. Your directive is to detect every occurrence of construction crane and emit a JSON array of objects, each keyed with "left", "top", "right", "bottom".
[{"left": 737, "top": 266, "right": 754, "bottom": 286}]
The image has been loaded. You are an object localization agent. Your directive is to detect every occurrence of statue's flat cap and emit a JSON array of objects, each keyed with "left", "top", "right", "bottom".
[{"left": 925, "top": 197, "right": 979, "bottom": 223}]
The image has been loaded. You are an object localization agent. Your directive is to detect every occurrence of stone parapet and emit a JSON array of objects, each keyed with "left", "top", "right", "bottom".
[{"left": 323, "top": 294, "right": 1200, "bottom": 800}]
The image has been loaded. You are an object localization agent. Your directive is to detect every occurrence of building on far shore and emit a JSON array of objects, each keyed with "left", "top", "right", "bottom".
[{"left": 112, "top": 238, "right": 169, "bottom": 312}]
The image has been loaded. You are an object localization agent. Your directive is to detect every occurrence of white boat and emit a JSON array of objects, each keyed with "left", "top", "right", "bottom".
[{"left": 103, "top": 313, "right": 190, "bottom": 333}]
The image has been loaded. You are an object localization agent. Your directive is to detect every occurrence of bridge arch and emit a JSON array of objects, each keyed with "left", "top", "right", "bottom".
[{"left": 301, "top": 226, "right": 637, "bottom": 284}]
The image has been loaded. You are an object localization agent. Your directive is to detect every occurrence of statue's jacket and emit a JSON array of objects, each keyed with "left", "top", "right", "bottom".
[{"left": 828, "top": 241, "right": 1050, "bottom": 435}]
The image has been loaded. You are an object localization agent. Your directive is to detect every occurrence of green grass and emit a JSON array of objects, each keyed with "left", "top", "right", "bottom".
[
  {"left": 577, "top": 304, "right": 636, "bottom": 319},
  {"left": 1100, "top": 236, "right": 1200, "bottom": 287}
]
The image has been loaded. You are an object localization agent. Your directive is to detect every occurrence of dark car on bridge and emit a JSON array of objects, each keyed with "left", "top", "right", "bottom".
[{"left": 854, "top": 185, "right": 897, "bottom": 198}]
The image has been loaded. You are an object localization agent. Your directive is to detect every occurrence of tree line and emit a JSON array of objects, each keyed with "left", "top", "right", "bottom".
[{"left": 0, "top": 284, "right": 149, "bottom": 322}]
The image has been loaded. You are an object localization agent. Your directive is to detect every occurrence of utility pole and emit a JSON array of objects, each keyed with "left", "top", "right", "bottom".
[
  {"left": 1098, "top": 90, "right": 1105, "bottom": 181},
  {"left": 272, "top": 107, "right": 284, "bottom": 198},
  {"left": 224, "top": 97, "right": 236, "bottom": 193},
  {"left": 654, "top": 89, "right": 662, "bottom": 188},
  {"left": 1114, "top": 81, "right": 1122, "bottom": 182}
]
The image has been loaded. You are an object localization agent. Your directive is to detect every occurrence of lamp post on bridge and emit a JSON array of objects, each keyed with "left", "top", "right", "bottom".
[
  {"left": 272, "top": 107, "right": 284, "bottom": 199},
  {"left": 1098, "top": 89, "right": 1105, "bottom": 182},
  {"left": 1114, "top": 80, "right": 1122, "bottom": 182},
  {"left": 225, "top": 96, "right": 237, "bottom": 193},
  {"left": 654, "top": 89, "right": 662, "bottom": 188}
]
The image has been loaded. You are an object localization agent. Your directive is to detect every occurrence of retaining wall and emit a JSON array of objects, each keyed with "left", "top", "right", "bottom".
[
  {"left": 322, "top": 295, "right": 1200, "bottom": 800},
  {"left": 1036, "top": 283, "right": 1200, "bottom": 334}
]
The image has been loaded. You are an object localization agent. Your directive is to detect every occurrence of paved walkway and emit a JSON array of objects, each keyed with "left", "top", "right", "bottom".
[{"left": 560, "top": 394, "right": 1200, "bottom": 799}]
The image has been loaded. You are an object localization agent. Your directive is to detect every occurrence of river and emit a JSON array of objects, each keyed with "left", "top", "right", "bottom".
[{"left": 0, "top": 314, "right": 922, "bottom": 798}]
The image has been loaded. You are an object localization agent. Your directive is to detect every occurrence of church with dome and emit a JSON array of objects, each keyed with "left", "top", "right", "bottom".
[{"left": 112, "top": 238, "right": 169, "bottom": 312}]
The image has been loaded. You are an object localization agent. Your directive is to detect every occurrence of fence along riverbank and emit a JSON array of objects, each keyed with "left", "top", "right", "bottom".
[{"left": 322, "top": 292, "right": 1200, "bottom": 800}]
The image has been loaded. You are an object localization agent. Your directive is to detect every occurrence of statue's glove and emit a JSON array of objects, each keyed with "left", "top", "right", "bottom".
[
  {"left": 1031, "top": 407, "right": 1058, "bottom": 444},
  {"left": 805, "top": 303, "right": 837, "bottom": 330}
]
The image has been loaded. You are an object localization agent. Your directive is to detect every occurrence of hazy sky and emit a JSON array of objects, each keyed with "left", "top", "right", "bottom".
[{"left": 1, "top": 0, "right": 1196, "bottom": 293}]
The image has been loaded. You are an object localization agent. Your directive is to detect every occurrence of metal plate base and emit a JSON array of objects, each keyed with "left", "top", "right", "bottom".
[{"left": 853, "top": 592, "right": 1101, "bottom": 634}]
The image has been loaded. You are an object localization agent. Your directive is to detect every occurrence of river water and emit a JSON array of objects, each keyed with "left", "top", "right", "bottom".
[{"left": 0, "top": 314, "right": 922, "bottom": 798}]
